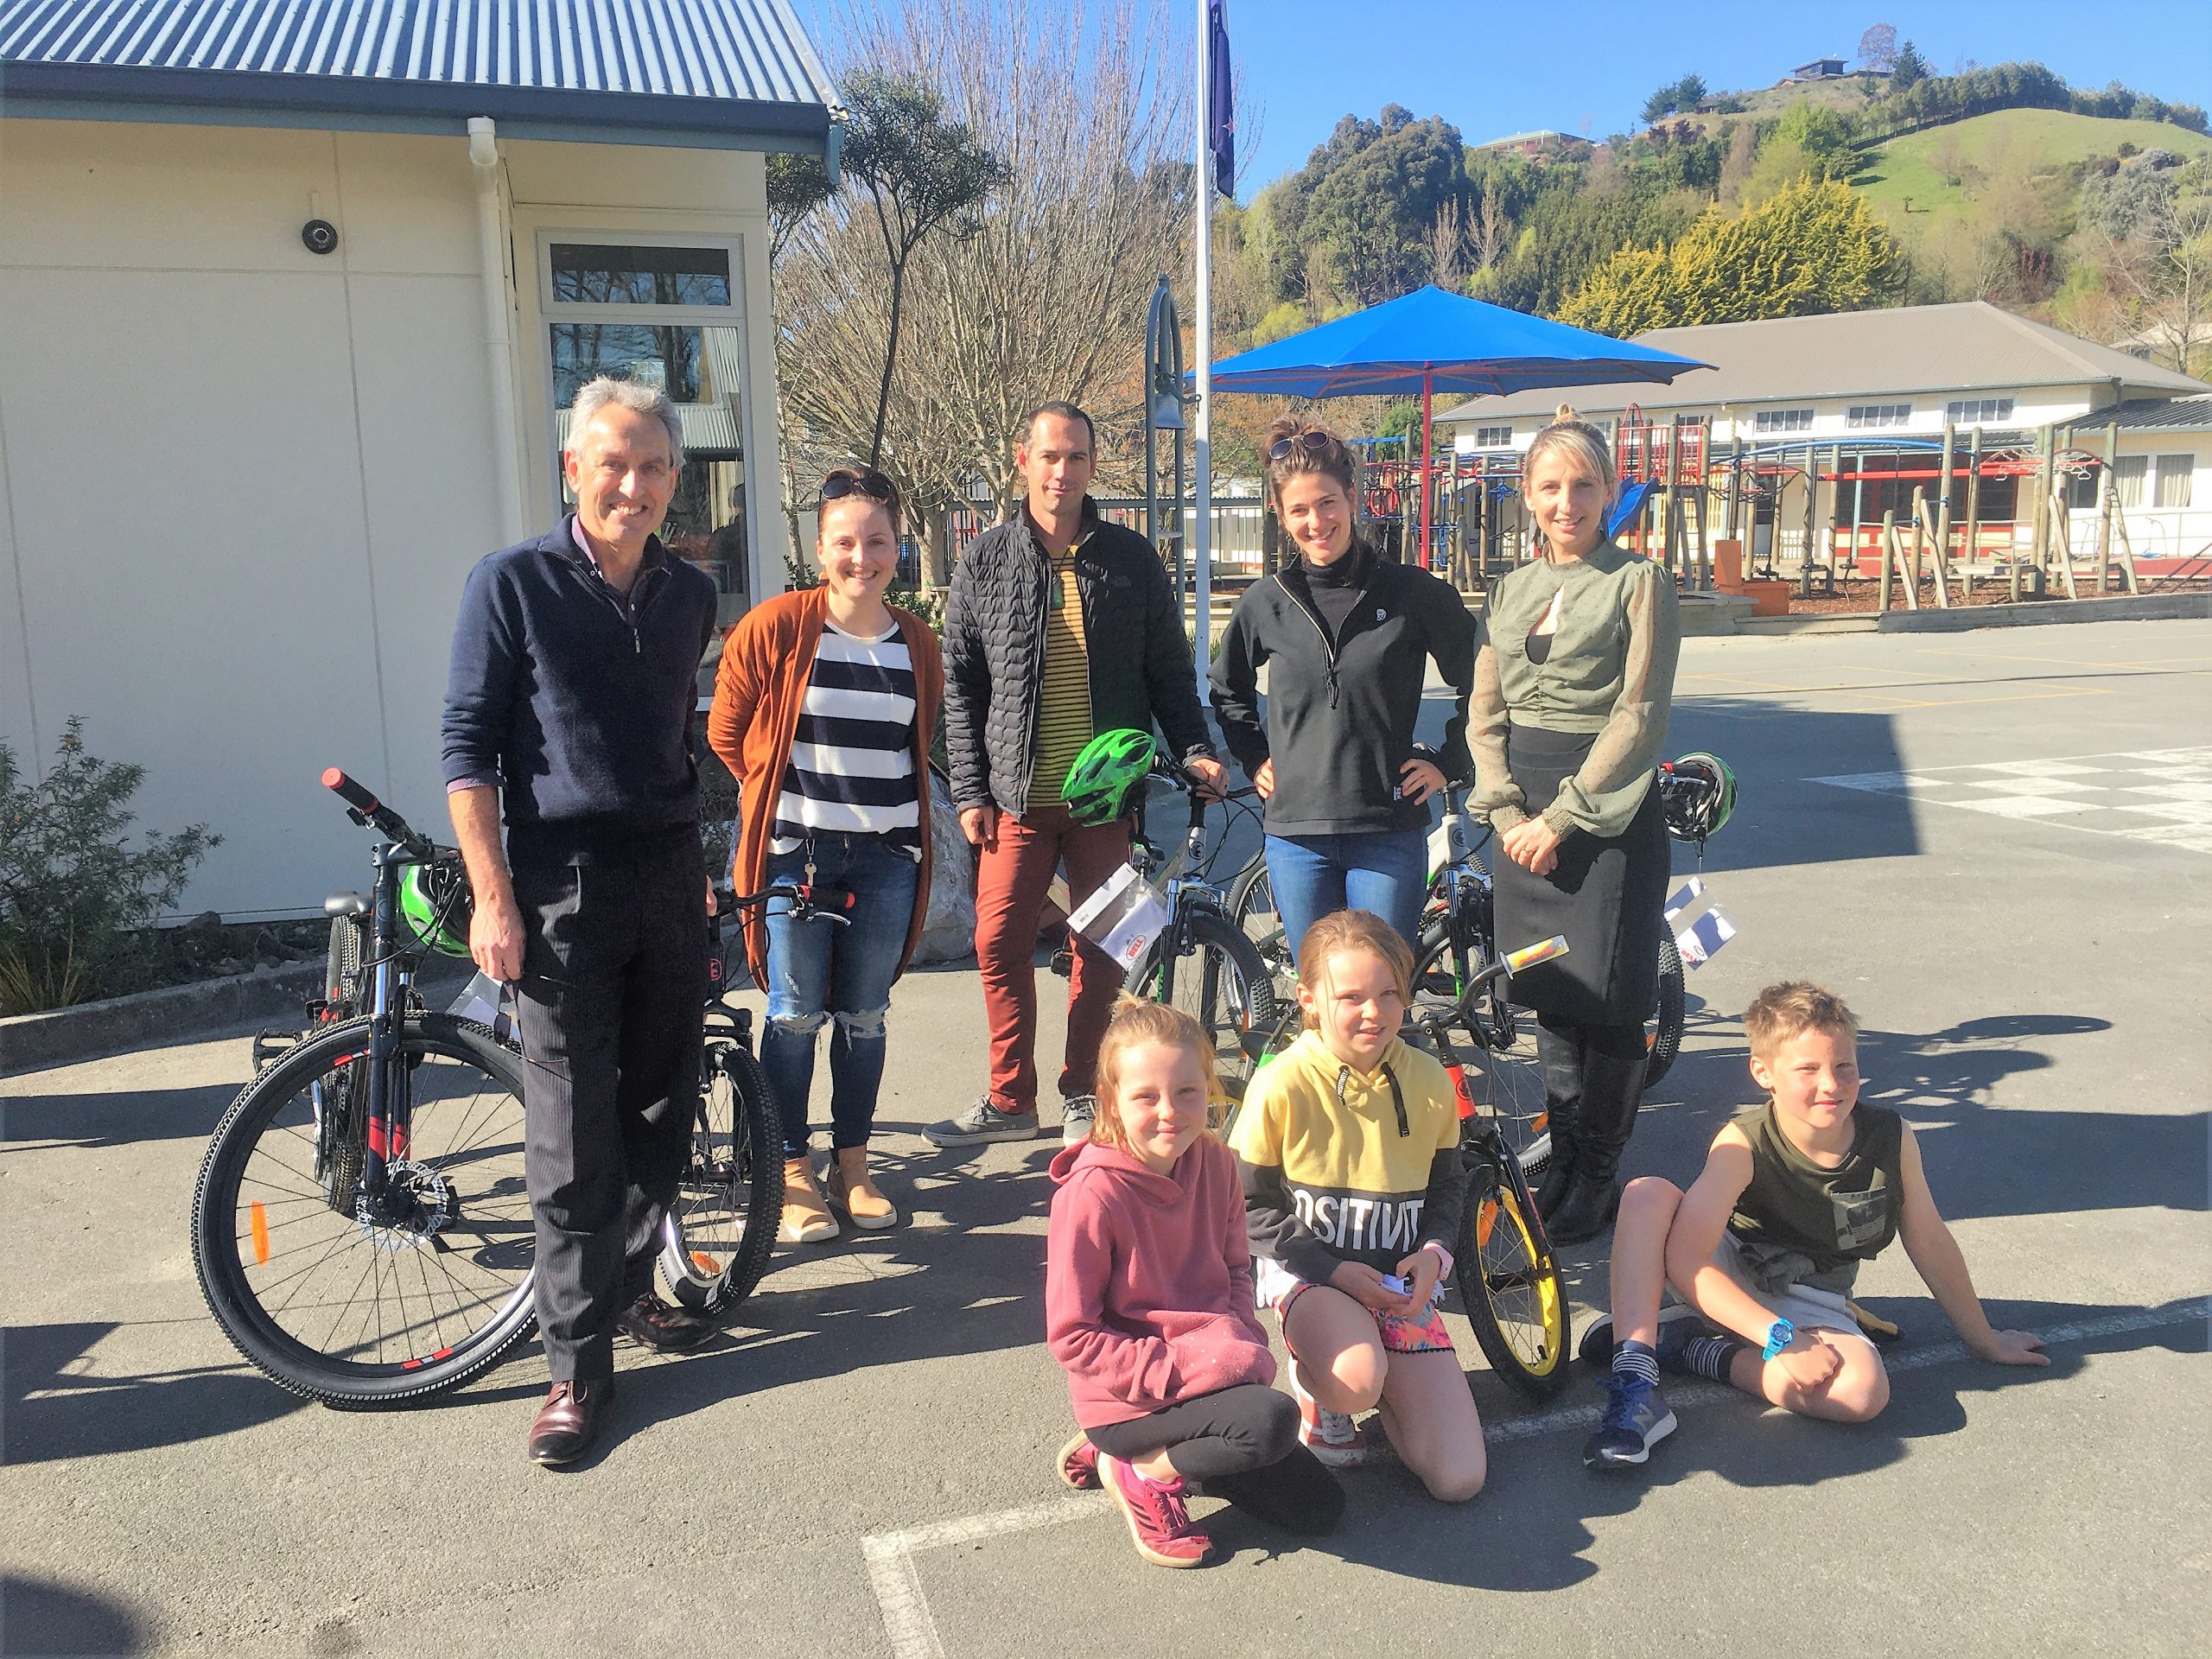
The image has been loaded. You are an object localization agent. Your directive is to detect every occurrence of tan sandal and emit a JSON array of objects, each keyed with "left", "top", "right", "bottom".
[
  {"left": 824, "top": 1148, "right": 899, "bottom": 1231},
  {"left": 779, "top": 1158, "right": 839, "bottom": 1244}
]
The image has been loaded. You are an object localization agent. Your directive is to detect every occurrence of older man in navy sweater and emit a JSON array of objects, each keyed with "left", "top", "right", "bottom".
[{"left": 443, "top": 378, "right": 720, "bottom": 1465}]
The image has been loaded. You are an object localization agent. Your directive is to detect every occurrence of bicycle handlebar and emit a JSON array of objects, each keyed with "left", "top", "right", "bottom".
[{"left": 323, "top": 768, "right": 435, "bottom": 858}]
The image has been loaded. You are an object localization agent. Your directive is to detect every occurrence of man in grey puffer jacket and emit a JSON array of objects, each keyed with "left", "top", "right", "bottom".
[{"left": 926, "top": 404, "right": 1223, "bottom": 1150}]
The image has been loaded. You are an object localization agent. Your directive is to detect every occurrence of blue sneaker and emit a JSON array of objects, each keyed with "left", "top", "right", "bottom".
[{"left": 1581, "top": 1374, "right": 1677, "bottom": 1471}]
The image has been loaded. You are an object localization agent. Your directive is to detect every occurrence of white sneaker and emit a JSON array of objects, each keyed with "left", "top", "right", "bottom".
[
  {"left": 1289, "top": 1364, "right": 1369, "bottom": 1467},
  {"left": 1059, "top": 1094, "right": 1096, "bottom": 1147}
]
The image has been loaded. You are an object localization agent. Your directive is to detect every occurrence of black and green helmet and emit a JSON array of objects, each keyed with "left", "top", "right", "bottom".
[
  {"left": 1662, "top": 752, "right": 1736, "bottom": 842},
  {"left": 398, "top": 853, "right": 474, "bottom": 958},
  {"left": 1061, "top": 728, "right": 1158, "bottom": 825}
]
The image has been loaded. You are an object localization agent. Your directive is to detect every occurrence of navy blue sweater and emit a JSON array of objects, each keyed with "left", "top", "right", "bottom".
[{"left": 442, "top": 518, "right": 719, "bottom": 855}]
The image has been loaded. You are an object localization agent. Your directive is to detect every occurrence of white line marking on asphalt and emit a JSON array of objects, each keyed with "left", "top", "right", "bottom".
[{"left": 860, "top": 1298, "right": 2207, "bottom": 1658}]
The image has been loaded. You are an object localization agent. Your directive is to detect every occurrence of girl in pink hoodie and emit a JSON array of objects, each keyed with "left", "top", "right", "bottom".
[{"left": 1046, "top": 999, "right": 1345, "bottom": 1568}]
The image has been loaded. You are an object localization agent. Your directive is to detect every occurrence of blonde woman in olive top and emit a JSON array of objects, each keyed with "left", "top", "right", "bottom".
[{"left": 1469, "top": 407, "right": 1681, "bottom": 1246}]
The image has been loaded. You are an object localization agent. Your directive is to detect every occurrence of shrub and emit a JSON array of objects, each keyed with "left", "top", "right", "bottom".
[{"left": 0, "top": 720, "right": 219, "bottom": 1014}]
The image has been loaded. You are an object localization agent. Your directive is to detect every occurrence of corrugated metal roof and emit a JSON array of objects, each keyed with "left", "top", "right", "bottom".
[
  {"left": 1439, "top": 302, "right": 2212, "bottom": 424},
  {"left": 0, "top": 0, "right": 836, "bottom": 149},
  {"left": 2094, "top": 395, "right": 2212, "bottom": 434}
]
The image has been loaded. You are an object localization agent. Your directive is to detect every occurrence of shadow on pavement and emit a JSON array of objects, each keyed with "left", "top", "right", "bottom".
[
  {"left": 1274, "top": 1293, "right": 2197, "bottom": 1592},
  {"left": 0, "top": 1081, "right": 239, "bottom": 1150},
  {"left": 3, "top": 1323, "right": 305, "bottom": 1465},
  {"left": 1, "top": 1574, "right": 145, "bottom": 1656},
  {"left": 1667, "top": 695, "right": 1917, "bottom": 872}
]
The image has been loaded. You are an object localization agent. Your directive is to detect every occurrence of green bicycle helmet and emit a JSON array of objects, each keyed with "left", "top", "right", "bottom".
[
  {"left": 398, "top": 852, "right": 474, "bottom": 957},
  {"left": 1061, "top": 728, "right": 1158, "bottom": 825},
  {"left": 1662, "top": 752, "right": 1737, "bottom": 842}
]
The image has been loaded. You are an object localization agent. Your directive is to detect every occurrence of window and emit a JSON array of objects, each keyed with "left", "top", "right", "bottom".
[
  {"left": 1753, "top": 408, "right": 1814, "bottom": 434},
  {"left": 1471, "top": 425, "right": 1514, "bottom": 448},
  {"left": 1944, "top": 397, "right": 2015, "bottom": 424},
  {"left": 2113, "top": 454, "right": 2149, "bottom": 507},
  {"left": 550, "top": 243, "right": 732, "bottom": 307},
  {"left": 542, "top": 236, "right": 751, "bottom": 613},
  {"left": 1847, "top": 404, "right": 1912, "bottom": 429},
  {"left": 2154, "top": 454, "right": 2195, "bottom": 509}
]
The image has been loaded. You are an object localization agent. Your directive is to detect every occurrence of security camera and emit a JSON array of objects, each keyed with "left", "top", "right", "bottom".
[{"left": 302, "top": 219, "right": 339, "bottom": 255}]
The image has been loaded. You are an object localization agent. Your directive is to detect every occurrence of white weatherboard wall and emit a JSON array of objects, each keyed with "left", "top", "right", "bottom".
[{"left": 0, "top": 118, "right": 783, "bottom": 918}]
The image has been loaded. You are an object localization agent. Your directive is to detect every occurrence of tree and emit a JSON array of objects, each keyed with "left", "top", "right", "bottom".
[
  {"left": 837, "top": 68, "right": 1007, "bottom": 467},
  {"left": 2101, "top": 190, "right": 2212, "bottom": 374},
  {"left": 766, "top": 152, "right": 833, "bottom": 263},
  {"left": 1558, "top": 176, "right": 1903, "bottom": 333},
  {"left": 1858, "top": 22, "right": 1897, "bottom": 73},
  {"left": 1675, "top": 73, "right": 1707, "bottom": 112},
  {"left": 1268, "top": 105, "right": 1475, "bottom": 306},
  {"left": 1890, "top": 40, "right": 1929, "bottom": 90}
]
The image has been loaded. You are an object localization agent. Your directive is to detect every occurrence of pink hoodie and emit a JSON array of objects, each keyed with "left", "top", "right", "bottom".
[{"left": 1045, "top": 1134, "right": 1277, "bottom": 1429}]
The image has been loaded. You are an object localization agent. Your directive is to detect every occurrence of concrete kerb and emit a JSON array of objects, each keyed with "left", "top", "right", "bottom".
[
  {"left": 1736, "top": 590, "right": 2211, "bottom": 637},
  {"left": 0, "top": 960, "right": 323, "bottom": 1077}
]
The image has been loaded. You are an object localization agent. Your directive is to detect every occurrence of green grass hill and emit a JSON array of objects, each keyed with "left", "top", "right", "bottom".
[{"left": 1856, "top": 107, "right": 2212, "bottom": 226}]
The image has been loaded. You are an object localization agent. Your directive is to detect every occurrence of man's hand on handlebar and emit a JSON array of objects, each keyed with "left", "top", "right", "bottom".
[{"left": 1184, "top": 755, "right": 1228, "bottom": 801}]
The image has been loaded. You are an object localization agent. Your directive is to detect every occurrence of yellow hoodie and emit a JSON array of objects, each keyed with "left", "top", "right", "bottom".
[{"left": 1227, "top": 1028, "right": 1469, "bottom": 1283}]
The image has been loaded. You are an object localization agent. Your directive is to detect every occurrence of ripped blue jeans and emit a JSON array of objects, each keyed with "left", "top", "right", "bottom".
[{"left": 757, "top": 834, "right": 921, "bottom": 1158}]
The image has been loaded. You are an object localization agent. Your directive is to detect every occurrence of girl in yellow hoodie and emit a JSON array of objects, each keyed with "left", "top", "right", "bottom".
[{"left": 1228, "top": 911, "right": 1485, "bottom": 1501}]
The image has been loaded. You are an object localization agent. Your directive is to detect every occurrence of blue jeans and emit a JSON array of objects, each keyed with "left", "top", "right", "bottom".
[
  {"left": 1264, "top": 830, "right": 1429, "bottom": 964},
  {"left": 758, "top": 834, "right": 920, "bottom": 1158}
]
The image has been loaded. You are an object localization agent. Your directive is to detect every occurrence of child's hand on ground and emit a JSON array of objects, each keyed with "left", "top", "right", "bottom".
[
  {"left": 1775, "top": 1334, "right": 1845, "bottom": 1390},
  {"left": 1969, "top": 1328, "right": 2050, "bottom": 1367},
  {"left": 1395, "top": 1246, "right": 1444, "bottom": 1315},
  {"left": 1328, "top": 1261, "right": 1400, "bottom": 1312}
]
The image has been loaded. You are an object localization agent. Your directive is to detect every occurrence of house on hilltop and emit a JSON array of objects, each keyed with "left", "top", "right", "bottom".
[
  {"left": 1787, "top": 59, "right": 1848, "bottom": 82},
  {"left": 0, "top": 0, "right": 839, "bottom": 918}
]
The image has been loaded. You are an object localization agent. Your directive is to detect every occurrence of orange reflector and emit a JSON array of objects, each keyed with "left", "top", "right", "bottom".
[
  {"left": 1476, "top": 1199, "right": 1498, "bottom": 1248},
  {"left": 691, "top": 1253, "right": 720, "bottom": 1274},
  {"left": 1534, "top": 1111, "right": 1548, "bottom": 1134},
  {"left": 250, "top": 1201, "right": 270, "bottom": 1265}
]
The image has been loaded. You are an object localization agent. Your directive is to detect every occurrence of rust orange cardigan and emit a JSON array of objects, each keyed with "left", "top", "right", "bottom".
[{"left": 705, "top": 586, "right": 945, "bottom": 988}]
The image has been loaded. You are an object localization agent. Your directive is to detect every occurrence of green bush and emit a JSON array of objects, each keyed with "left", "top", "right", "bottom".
[{"left": 0, "top": 719, "right": 219, "bottom": 1014}]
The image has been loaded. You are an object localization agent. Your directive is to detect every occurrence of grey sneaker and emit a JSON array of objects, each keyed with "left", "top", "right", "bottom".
[
  {"left": 1060, "top": 1094, "right": 1097, "bottom": 1147},
  {"left": 925, "top": 1097, "right": 1041, "bottom": 1147}
]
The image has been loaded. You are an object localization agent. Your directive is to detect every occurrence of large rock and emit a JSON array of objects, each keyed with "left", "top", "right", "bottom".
[{"left": 912, "top": 771, "right": 976, "bottom": 965}]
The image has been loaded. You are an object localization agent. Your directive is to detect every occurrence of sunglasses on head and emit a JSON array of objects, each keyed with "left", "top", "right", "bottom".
[
  {"left": 1268, "top": 429, "right": 1336, "bottom": 462},
  {"left": 819, "top": 469, "right": 897, "bottom": 505}
]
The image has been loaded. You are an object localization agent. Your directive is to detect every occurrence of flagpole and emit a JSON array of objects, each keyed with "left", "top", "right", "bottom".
[{"left": 1192, "top": 0, "right": 1215, "bottom": 699}]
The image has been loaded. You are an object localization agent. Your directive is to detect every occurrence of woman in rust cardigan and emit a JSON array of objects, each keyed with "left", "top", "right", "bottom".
[{"left": 707, "top": 469, "right": 944, "bottom": 1245}]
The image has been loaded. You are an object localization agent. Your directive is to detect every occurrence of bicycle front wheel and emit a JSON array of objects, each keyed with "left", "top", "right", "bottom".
[
  {"left": 1643, "top": 931, "right": 1686, "bottom": 1091},
  {"left": 661, "top": 1033, "right": 783, "bottom": 1315},
  {"left": 1453, "top": 1157, "right": 1571, "bottom": 1399},
  {"left": 1225, "top": 855, "right": 1294, "bottom": 990},
  {"left": 1146, "top": 911, "right": 1281, "bottom": 1108},
  {"left": 192, "top": 1014, "right": 537, "bottom": 1406}
]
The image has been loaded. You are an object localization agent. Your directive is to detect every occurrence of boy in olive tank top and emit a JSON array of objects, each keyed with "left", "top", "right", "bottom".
[{"left": 1576, "top": 982, "right": 2048, "bottom": 1471}]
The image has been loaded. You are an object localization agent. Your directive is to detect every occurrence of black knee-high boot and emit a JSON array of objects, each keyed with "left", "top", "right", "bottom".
[
  {"left": 1547, "top": 1024, "right": 1649, "bottom": 1246},
  {"left": 1532, "top": 1020, "right": 1582, "bottom": 1220}
]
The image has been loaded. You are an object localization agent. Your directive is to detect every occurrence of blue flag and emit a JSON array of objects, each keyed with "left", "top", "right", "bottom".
[{"left": 1208, "top": 1, "right": 1234, "bottom": 197}]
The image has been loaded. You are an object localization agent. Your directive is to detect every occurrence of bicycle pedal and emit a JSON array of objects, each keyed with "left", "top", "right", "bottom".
[
  {"left": 251, "top": 1029, "right": 296, "bottom": 1071},
  {"left": 1049, "top": 946, "right": 1073, "bottom": 978}
]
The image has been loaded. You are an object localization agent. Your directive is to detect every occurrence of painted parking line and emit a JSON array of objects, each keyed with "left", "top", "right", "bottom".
[{"left": 860, "top": 1297, "right": 2207, "bottom": 1659}]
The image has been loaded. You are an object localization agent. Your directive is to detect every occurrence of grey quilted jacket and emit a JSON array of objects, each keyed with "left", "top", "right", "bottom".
[{"left": 944, "top": 499, "right": 1216, "bottom": 817}]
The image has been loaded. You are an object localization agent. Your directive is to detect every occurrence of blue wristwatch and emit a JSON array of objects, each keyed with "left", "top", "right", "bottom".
[{"left": 1761, "top": 1318, "right": 1796, "bottom": 1360}]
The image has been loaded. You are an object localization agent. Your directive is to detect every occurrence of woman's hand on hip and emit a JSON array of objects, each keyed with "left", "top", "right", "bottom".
[
  {"left": 1252, "top": 758, "right": 1275, "bottom": 800},
  {"left": 1398, "top": 757, "right": 1446, "bottom": 804},
  {"left": 1501, "top": 816, "right": 1561, "bottom": 876}
]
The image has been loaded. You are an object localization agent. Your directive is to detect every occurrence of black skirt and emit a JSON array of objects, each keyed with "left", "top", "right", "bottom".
[{"left": 1491, "top": 723, "right": 1668, "bottom": 1028}]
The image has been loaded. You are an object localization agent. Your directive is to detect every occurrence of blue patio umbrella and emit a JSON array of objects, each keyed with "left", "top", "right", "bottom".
[{"left": 1203, "top": 285, "right": 1713, "bottom": 558}]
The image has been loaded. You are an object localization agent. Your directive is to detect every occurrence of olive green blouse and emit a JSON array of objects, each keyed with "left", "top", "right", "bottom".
[{"left": 1468, "top": 544, "right": 1681, "bottom": 839}]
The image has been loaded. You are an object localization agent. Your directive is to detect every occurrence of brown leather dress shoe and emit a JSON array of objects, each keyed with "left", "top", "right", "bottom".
[
  {"left": 613, "top": 1291, "right": 715, "bottom": 1353},
  {"left": 528, "top": 1377, "right": 613, "bottom": 1465}
]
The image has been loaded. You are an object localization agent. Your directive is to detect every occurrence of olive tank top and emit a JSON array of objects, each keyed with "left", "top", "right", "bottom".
[{"left": 1726, "top": 1103, "right": 1904, "bottom": 1289}]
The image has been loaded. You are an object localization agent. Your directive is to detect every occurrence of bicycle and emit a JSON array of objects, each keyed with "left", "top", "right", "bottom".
[
  {"left": 1067, "top": 755, "right": 1281, "bottom": 1106},
  {"left": 194, "top": 771, "right": 782, "bottom": 1405}
]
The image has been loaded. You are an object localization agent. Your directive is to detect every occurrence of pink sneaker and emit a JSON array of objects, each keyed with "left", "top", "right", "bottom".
[
  {"left": 1099, "top": 1453, "right": 1216, "bottom": 1568},
  {"left": 1058, "top": 1432, "right": 1100, "bottom": 1490},
  {"left": 1290, "top": 1368, "right": 1369, "bottom": 1468}
]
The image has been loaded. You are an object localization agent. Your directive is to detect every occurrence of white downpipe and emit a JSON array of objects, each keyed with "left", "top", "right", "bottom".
[
  {"left": 1192, "top": 1, "right": 1214, "bottom": 696},
  {"left": 468, "top": 118, "right": 528, "bottom": 543}
]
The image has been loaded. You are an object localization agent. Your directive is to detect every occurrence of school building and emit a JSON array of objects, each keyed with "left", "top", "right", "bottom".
[
  {"left": 1440, "top": 302, "right": 2212, "bottom": 575},
  {"left": 0, "top": 0, "right": 836, "bottom": 917}
]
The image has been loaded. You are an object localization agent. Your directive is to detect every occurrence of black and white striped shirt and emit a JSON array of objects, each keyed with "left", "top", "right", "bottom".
[{"left": 772, "top": 621, "right": 921, "bottom": 855}]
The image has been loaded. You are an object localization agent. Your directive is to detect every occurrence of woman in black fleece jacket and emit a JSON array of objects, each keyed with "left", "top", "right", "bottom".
[{"left": 1210, "top": 419, "right": 1478, "bottom": 955}]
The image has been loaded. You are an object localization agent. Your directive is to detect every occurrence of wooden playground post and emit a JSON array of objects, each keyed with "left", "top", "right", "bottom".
[
  {"left": 1907, "top": 485, "right": 1927, "bottom": 593},
  {"left": 1877, "top": 509, "right": 1912, "bottom": 612},
  {"left": 2050, "top": 480, "right": 2081, "bottom": 598},
  {"left": 1962, "top": 427, "right": 1983, "bottom": 593},
  {"left": 1934, "top": 422, "right": 1956, "bottom": 591},
  {"left": 1916, "top": 489, "right": 1955, "bottom": 607},
  {"left": 2111, "top": 502, "right": 2143, "bottom": 594}
]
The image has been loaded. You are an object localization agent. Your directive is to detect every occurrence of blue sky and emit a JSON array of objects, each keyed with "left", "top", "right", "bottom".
[{"left": 794, "top": 2, "right": 2210, "bottom": 199}]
